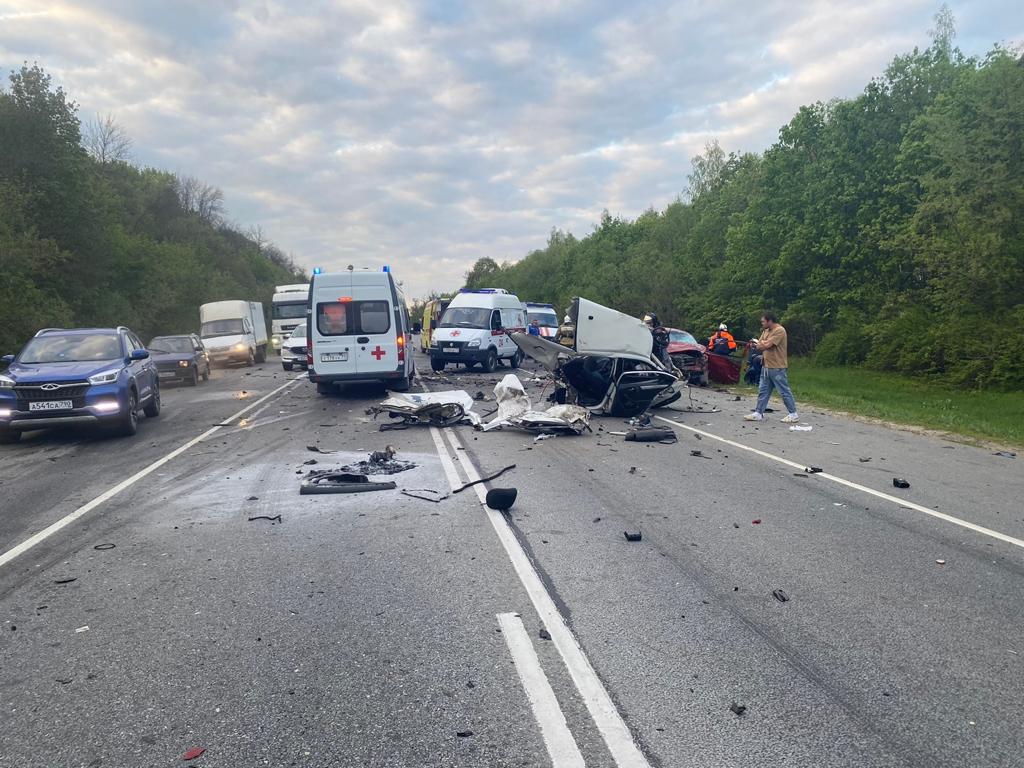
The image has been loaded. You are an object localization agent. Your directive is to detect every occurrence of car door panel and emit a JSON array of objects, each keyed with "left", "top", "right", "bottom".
[{"left": 607, "top": 369, "right": 678, "bottom": 416}]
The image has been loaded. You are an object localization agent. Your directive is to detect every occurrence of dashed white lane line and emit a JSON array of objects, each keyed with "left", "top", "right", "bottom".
[
  {"left": 437, "top": 426, "right": 651, "bottom": 768},
  {"left": 655, "top": 415, "right": 1024, "bottom": 550},
  {"left": 0, "top": 376, "right": 304, "bottom": 570},
  {"left": 497, "top": 612, "right": 587, "bottom": 768}
]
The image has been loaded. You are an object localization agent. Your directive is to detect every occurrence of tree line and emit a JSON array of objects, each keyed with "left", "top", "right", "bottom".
[
  {"left": 464, "top": 16, "right": 1023, "bottom": 390},
  {"left": 0, "top": 64, "right": 304, "bottom": 355}
]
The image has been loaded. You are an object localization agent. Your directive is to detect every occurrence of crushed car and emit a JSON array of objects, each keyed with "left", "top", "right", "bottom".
[
  {"left": 511, "top": 298, "right": 684, "bottom": 417},
  {"left": 666, "top": 328, "right": 709, "bottom": 386}
]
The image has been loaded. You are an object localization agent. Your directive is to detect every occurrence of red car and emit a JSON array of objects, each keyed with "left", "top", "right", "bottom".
[{"left": 666, "top": 328, "right": 709, "bottom": 386}]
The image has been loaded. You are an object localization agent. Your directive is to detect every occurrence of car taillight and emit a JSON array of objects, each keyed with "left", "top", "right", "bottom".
[
  {"left": 397, "top": 333, "right": 406, "bottom": 363},
  {"left": 306, "top": 336, "right": 313, "bottom": 366}
]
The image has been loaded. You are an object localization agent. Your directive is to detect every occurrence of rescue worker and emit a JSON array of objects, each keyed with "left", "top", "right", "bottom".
[
  {"left": 528, "top": 319, "right": 541, "bottom": 336},
  {"left": 708, "top": 323, "right": 737, "bottom": 355},
  {"left": 557, "top": 314, "right": 575, "bottom": 347},
  {"left": 642, "top": 312, "right": 672, "bottom": 368}
]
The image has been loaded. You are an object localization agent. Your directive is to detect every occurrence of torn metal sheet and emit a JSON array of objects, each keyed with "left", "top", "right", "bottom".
[
  {"left": 481, "top": 374, "right": 532, "bottom": 432},
  {"left": 482, "top": 375, "right": 590, "bottom": 434},
  {"left": 370, "top": 390, "right": 481, "bottom": 428}
]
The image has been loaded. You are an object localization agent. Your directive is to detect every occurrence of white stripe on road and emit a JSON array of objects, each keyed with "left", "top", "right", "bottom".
[
  {"left": 429, "top": 425, "right": 466, "bottom": 491},
  {"left": 496, "top": 612, "right": 587, "bottom": 768},
  {"left": 0, "top": 376, "right": 304, "bottom": 570},
  {"left": 655, "top": 415, "right": 1024, "bottom": 550},
  {"left": 437, "top": 426, "right": 651, "bottom": 768}
]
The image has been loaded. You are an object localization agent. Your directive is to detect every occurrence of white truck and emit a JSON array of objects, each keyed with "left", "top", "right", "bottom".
[
  {"left": 271, "top": 283, "right": 310, "bottom": 354},
  {"left": 199, "top": 300, "right": 269, "bottom": 366}
]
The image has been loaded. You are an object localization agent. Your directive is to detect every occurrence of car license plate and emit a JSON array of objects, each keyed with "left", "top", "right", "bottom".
[
  {"left": 159, "top": 372, "right": 175, "bottom": 378},
  {"left": 443, "top": 346, "right": 459, "bottom": 354},
  {"left": 29, "top": 400, "right": 73, "bottom": 411},
  {"left": 320, "top": 352, "right": 348, "bottom": 362}
]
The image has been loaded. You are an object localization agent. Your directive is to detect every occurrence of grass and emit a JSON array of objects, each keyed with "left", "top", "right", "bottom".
[{"left": 736, "top": 357, "right": 1024, "bottom": 448}]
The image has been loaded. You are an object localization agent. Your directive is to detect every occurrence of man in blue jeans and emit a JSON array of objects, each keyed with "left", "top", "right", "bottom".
[{"left": 743, "top": 312, "right": 799, "bottom": 423}]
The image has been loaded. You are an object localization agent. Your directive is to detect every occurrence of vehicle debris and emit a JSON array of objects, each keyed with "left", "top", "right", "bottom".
[
  {"left": 482, "top": 374, "right": 591, "bottom": 434},
  {"left": 75, "top": 625, "right": 90, "bottom": 633},
  {"left": 892, "top": 478, "right": 911, "bottom": 489},
  {"left": 772, "top": 589, "right": 790, "bottom": 603},
  {"left": 93, "top": 543, "right": 116, "bottom": 551},
  {"left": 534, "top": 433, "right": 555, "bottom": 442},
  {"left": 54, "top": 577, "right": 78, "bottom": 585},
  {"left": 456, "top": 730, "right": 474, "bottom": 738},
  {"left": 300, "top": 472, "right": 397, "bottom": 495},
  {"left": 485, "top": 487, "right": 518, "bottom": 511},
  {"left": 625, "top": 425, "right": 677, "bottom": 443},
  {"left": 337, "top": 448, "right": 417, "bottom": 476},
  {"left": 805, "top": 466, "right": 823, "bottom": 474},
  {"left": 248, "top": 515, "right": 282, "bottom": 524},
  {"left": 370, "top": 390, "right": 480, "bottom": 428},
  {"left": 936, "top": 559, "right": 946, "bottom": 565},
  {"left": 993, "top": 451, "right": 1016, "bottom": 458},
  {"left": 452, "top": 464, "right": 517, "bottom": 494},
  {"left": 690, "top": 449, "right": 711, "bottom": 458},
  {"left": 401, "top": 489, "right": 449, "bottom": 503},
  {"left": 789, "top": 425, "right": 813, "bottom": 432},
  {"left": 306, "top": 445, "right": 335, "bottom": 453},
  {"left": 730, "top": 702, "right": 747, "bottom": 717},
  {"left": 858, "top": 457, "right": 871, "bottom": 462},
  {"left": 624, "top": 531, "right": 642, "bottom": 542},
  {"left": 752, "top": 519, "right": 762, "bottom": 525},
  {"left": 183, "top": 747, "right": 206, "bottom": 761}
]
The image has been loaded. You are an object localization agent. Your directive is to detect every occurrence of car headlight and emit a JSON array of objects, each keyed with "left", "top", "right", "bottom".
[
  {"left": 466, "top": 339, "right": 481, "bottom": 348},
  {"left": 234, "top": 343, "right": 247, "bottom": 351},
  {"left": 178, "top": 360, "right": 191, "bottom": 368},
  {"left": 0, "top": 374, "right": 14, "bottom": 389},
  {"left": 88, "top": 369, "right": 120, "bottom": 385}
]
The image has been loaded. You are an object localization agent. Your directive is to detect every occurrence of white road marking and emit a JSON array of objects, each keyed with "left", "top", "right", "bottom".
[
  {"left": 655, "top": 415, "right": 1024, "bottom": 550},
  {"left": 429, "top": 425, "right": 465, "bottom": 491},
  {"left": 0, "top": 376, "right": 304, "bottom": 570},
  {"left": 496, "top": 612, "right": 587, "bottom": 768},
  {"left": 436, "top": 425, "right": 651, "bottom": 768}
]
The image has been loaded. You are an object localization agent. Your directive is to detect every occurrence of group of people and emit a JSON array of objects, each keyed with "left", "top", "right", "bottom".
[{"left": 641, "top": 311, "right": 799, "bottom": 425}]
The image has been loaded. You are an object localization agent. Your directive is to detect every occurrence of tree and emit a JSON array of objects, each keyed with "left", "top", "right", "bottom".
[
  {"left": 83, "top": 113, "right": 133, "bottom": 163},
  {"left": 686, "top": 139, "right": 727, "bottom": 200},
  {"left": 174, "top": 174, "right": 225, "bottom": 224},
  {"left": 464, "top": 257, "right": 501, "bottom": 288}
]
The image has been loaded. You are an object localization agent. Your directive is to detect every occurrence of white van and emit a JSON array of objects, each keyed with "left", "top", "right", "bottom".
[
  {"left": 429, "top": 289, "right": 527, "bottom": 372},
  {"left": 307, "top": 269, "right": 415, "bottom": 394}
]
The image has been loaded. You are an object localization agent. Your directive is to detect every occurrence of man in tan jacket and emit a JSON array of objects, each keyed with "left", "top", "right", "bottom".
[{"left": 743, "top": 312, "right": 799, "bottom": 423}]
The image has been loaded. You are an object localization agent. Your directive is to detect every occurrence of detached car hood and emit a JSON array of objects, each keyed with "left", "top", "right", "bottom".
[
  {"left": 574, "top": 298, "right": 653, "bottom": 358},
  {"left": 509, "top": 333, "right": 574, "bottom": 373},
  {"left": 6, "top": 360, "right": 120, "bottom": 382}
]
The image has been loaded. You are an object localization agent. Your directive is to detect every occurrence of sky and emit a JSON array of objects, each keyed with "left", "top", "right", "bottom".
[{"left": 1, "top": 1, "right": 1021, "bottom": 298}]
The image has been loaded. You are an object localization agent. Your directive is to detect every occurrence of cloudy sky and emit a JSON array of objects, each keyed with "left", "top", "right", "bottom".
[{"left": 2, "top": 1, "right": 1021, "bottom": 297}]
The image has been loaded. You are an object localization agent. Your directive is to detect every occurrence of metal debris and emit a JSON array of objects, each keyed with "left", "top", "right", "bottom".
[
  {"left": 248, "top": 515, "right": 282, "bottom": 523},
  {"left": 892, "top": 478, "right": 910, "bottom": 489},
  {"left": 624, "top": 531, "right": 642, "bottom": 542},
  {"left": 730, "top": 702, "right": 747, "bottom": 717},
  {"left": 300, "top": 472, "right": 397, "bottom": 495},
  {"left": 401, "top": 489, "right": 449, "bottom": 503}
]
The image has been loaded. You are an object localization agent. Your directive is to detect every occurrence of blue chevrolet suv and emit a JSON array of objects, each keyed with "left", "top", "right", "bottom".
[{"left": 0, "top": 327, "right": 161, "bottom": 444}]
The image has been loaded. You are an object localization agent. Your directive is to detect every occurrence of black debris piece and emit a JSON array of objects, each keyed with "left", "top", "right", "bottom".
[
  {"left": 993, "top": 451, "right": 1016, "bottom": 458},
  {"left": 379, "top": 422, "right": 411, "bottom": 431},
  {"left": 892, "top": 478, "right": 911, "bottom": 489},
  {"left": 301, "top": 472, "right": 397, "bottom": 495},
  {"left": 54, "top": 577, "right": 77, "bottom": 585},
  {"left": 452, "top": 464, "right": 516, "bottom": 494},
  {"left": 56, "top": 678, "right": 73, "bottom": 685},
  {"left": 793, "top": 473, "right": 808, "bottom": 478},
  {"left": 858, "top": 457, "right": 871, "bottom": 462},
  {"left": 691, "top": 450, "right": 711, "bottom": 459},
  {"left": 624, "top": 531, "right": 642, "bottom": 542},
  {"left": 538, "top": 628, "right": 552, "bottom": 641},
  {"left": 730, "top": 702, "right": 747, "bottom": 717},
  {"left": 456, "top": 730, "right": 474, "bottom": 738},
  {"left": 625, "top": 426, "right": 677, "bottom": 443},
  {"left": 401, "top": 489, "right": 449, "bottom": 503},
  {"left": 248, "top": 515, "right": 282, "bottom": 524},
  {"left": 629, "top": 467, "right": 637, "bottom": 474},
  {"left": 303, "top": 459, "right": 318, "bottom": 465},
  {"left": 473, "top": 391, "right": 485, "bottom": 401},
  {"left": 732, "top": 523, "right": 740, "bottom": 529},
  {"left": 772, "top": 589, "right": 790, "bottom": 603},
  {"left": 247, "top": 495, "right": 259, "bottom": 501},
  {"left": 93, "top": 543, "right": 116, "bottom": 551},
  {"left": 805, "top": 466, "right": 823, "bottom": 474},
  {"left": 306, "top": 445, "right": 334, "bottom": 453},
  {"left": 466, "top": 681, "right": 476, "bottom": 689},
  {"left": 485, "top": 487, "right": 517, "bottom": 511},
  {"left": 733, "top": 395, "right": 741, "bottom": 401}
]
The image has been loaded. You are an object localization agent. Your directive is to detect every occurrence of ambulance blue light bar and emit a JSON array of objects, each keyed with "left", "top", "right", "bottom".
[
  {"left": 382, "top": 265, "right": 390, "bottom": 272},
  {"left": 312, "top": 267, "right": 323, "bottom": 275},
  {"left": 459, "top": 288, "right": 506, "bottom": 294}
]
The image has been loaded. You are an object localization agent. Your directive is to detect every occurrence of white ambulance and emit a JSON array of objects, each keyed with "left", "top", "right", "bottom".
[
  {"left": 429, "top": 289, "right": 527, "bottom": 372},
  {"left": 307, "top": 268, "right": 415, "bottom": 395}
]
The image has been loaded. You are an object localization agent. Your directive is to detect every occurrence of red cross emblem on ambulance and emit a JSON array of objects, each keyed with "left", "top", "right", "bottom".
[{"left": 371, "top": 346, "right": 386, "bottom": 360}]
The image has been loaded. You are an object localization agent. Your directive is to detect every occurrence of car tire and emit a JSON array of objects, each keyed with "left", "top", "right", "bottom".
[
  {"left": 316, "top": 382, "right": 334, "bottom": 396},
  {"left": 0, "top": 428, "right": 21, "bottom": 445},
  {"left": 430, "top": 357, "right": 445, "bottom": 372},
  {"left": 143, "top": 383, "right": 161, "bottom": 418},
  {"left": 510, "top": 349, "right": 524, "bottom": 369},
  {"left": 483, "top": 349, "right": 498, "bottom": 373},
  {"left": 202, "top": 365, "right": 210, "bottom": 382},
  {"left": 188, "top": 366, "right": 199, "bottom": 386},
  {"left": 120, "top": 391, "right": 139, "bottom": 436},
  {"left": 246, "top": 349, "right": 255, "bottom": 367},
  {"left": 283, "top": 362, "right": 294, "bottom": 371}
]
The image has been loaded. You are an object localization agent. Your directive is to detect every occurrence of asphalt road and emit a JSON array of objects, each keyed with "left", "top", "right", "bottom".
[{"left": 1, "top": 349, "right": 1022, "bottom": 768}]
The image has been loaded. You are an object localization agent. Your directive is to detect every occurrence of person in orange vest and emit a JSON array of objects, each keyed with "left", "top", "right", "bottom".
[{"left": 708, "top": 323, "right": 736, "bottom": 355}]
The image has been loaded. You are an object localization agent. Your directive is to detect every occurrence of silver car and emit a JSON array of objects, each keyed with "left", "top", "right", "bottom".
[{"left": 281, "top": 322, "right": 308, "bottom": 371}]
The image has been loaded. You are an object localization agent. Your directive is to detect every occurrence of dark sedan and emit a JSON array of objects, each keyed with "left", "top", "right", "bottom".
[{"left": 147, "top": 334, "right": 211, "bottom": 386}]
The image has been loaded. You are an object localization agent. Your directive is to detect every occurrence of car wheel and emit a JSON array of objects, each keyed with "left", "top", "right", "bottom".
[
  {"left": 0, "top": 428, "right": 21, "bottom": 445},
  {"left": 188, "top": 366, "right": 199, "bottom": 386},
  {"left": 247, "top": 349, "right": 255, "bottom": 367},
  {"left": 283, "top": 362, "right": 294, "bottom": 371},
  {"left": 143, "top": 383, "right": 161, "bottom": 418},
  {"left": 430, "top": 357, "right": 445, "bottom": 372},
  {"left": 483, "top": 349, "right": 498, "bottom": 373},
  {"left": 201, "top": 365, "right": 210, "bottom": 382},
  {"left": 120, "top": 391, "right": 139, "bottom": 436},
  {"left": 510, "top": 349, "right": 524, "bottom": 369},
  {"left": 316, "top": 382, "right": 334, "bottom": 396}
]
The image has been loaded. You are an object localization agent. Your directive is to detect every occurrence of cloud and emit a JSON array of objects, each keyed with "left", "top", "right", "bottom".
[{"left": 1, "top": 0, "right": 1021, "bottom": 297}]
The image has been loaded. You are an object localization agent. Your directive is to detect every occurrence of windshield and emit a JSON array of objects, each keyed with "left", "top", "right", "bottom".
[
  {"left": 288, "top": 323, "right": 307, "bottom": 338},
  {"left": 527, "top": 310, "right": 559, "bottom": 328},
  {"left": 20, "top": 334, "right": 122, "bottom": 364},
  {"left": 272, "top": 301, "right": 307, "bottom": 320},
  {"left": 148, "top": 337, "right": 192, "bottom": 353},
  {"left": 669, "top": 330, "right": 698, "bottom": 345},
  {"left": 201, "top": 319, "right": 245, "bottom": 337},
  {"left": 439, "top": 307, "right": 491, "bottom": 329}
]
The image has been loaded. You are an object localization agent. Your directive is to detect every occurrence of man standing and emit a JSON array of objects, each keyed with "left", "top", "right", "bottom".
[{"left": 743, "top": 312, "right": 799, "bottom": 423}]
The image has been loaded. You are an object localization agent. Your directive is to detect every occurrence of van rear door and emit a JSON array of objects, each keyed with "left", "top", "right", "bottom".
[{"left": 351, "top": 278, "right": 398, "bottom": 376}]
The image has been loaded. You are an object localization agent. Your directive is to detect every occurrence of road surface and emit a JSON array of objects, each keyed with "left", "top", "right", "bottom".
[{"left": 1, "top": 349, "right": 1022, "bottom": 768}]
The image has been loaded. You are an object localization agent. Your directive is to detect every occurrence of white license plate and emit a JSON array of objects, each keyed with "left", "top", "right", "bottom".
[
  {"left": 443, "top": 346, "right": 459, "bottom": 354},
  {"left": 29, "top": 400, "right": 73, "bottom": 411},
  {"left": 320, "top": 352, "right": 348, "bottom": 362},
  {"left": 159, "top": 372, "right": 176, "bottom": 378}
]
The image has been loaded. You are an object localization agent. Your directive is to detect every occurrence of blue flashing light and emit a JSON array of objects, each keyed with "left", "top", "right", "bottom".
[
  {"left": 382, "top": 265, "right": 390, "bottom": 273},
  {"left": 460, "top": 288, "right": 499, "bottom": 294},
  {"left": 312, "top": 267, "right": 323, "bottom": 275}
]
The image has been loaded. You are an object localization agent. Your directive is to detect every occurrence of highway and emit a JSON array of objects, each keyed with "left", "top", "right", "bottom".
[{"left": 1, "top": 348, "right": 1022, "bottom": 768}]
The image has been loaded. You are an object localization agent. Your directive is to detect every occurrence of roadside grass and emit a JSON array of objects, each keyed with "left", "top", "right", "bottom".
[{"left": 736, "top": 358, "right": 1024, "bottom": 448}]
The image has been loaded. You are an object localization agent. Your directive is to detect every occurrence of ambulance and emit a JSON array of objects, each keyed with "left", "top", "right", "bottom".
[{"left": 428, "top": 289, "right": 526, "bottom": 372}]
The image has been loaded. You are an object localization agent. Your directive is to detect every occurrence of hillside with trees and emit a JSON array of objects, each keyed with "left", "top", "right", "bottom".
[
  {"left": 465, "top": 18, "right": 1023, "bottom": 390},
  {"left": 0, "top": 64, "right": 304, "bottom": 354}
]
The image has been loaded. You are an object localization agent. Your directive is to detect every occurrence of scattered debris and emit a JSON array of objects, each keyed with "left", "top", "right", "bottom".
[
  {"left": 248, "top": 515, "right": 282, "bottom": 524},
  {"left": 538, "top": 628, "right": 552, "bottom": 641},
  {"left": 993, "top": 451, "right": 1016, "bottom": 458},
  {"left": 772, "top": 589, "right": 790, "bottom": 603},
  {"left": 473, "top": 391, "right": 485, "bottom": 401},
  {"left": 183, "top": 747, "right": 206, "bottom": 761},
  {"left": 300, "top": 472, "right": 397, "bottom": 495},
  {"left": 789, "top": 424, "right": 813, "bottom": 432},
  {"left": 892, "top": 478, "right": 911, "bottom": 489},
  {"left": 751, "top": 519, "right": 761, "bottom": 525},
  {"left": 75, "top": 625, "right": 90, "bottom": 633},
  {"left": 627, "top": 414, "right": 652, "bottom": 428},
  {"left": 56, "top": 678, "right": 72, "bottom": 685},
  {"left": 303, "top": 459, "right": 318, "bottom": 465},
  {"left": 306, "top": 445, "right": 335, "bottom": 453},
  {"left": 338, "top": 448, "right": 417, "bottom": 476},
  {"left": 371, "top": 390, "right": 480, "bottom": 428},
  {"left": 452, "top": 464, "right": 516, "bottom": 494},
  {"left": 456, "top": 730, "right": 474, "bottom": 738},
  {"left": 935, "top": 559, "right": 946, "bottom": 565},
  {"left": 629, "top": 466, "right": 637, "bottom": 474},
  {"left": 534, "top": 433, "right": 555, "bottom": 443},
  {"left": 54, "top": 577, "right": 78, "bottom": 585},
  {"left": 483, "top": 375, "right": 590, "bottom": 434},
  {"left": 625, "top": 425, "right": 677, "bottom": 443},
  {"left": 805, "top": 466, "right": 823, "bottom": 474},
  {"left": 730, "top": 702, "right": 747, "bottom": 717},
  {"left": 690, "top": 449, "right": 711, "bottom": 459},
  {"left": 246, "top": 495, "right": 259, "bottom": 501},
  {"left": 485, "top": 487, "right": 518, "bottom": 511},
  {"left": 93, "top": 543, "right": 116, "bottom": 551},
  {"left": 624, "top": 531, "right": 643, "bottom": 542},
  {"left": 732, "top": 523, "right": 740, "bottom": 529},
  {"left": 401, "top": 489, "right": 449, "bottom": 503},
  {"left": 733, "top": 395, "right": 741, "bottom": 401},
  {"left": 858, "top": 457, "right": 871, "bottom": 463}
]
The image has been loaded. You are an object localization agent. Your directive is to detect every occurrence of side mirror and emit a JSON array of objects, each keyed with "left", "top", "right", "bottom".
[
  {"left": 1, "top": 354, "right": 14, "bottom": 364},
  {"left": 130, "top": 349, "right": 150, "bottom": 361}
]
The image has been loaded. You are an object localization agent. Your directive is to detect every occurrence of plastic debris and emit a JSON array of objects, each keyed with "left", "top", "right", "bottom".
[
  {"left": 183, "top": 747, "right": 206, "bottom": 761},
  {"left": 805, "top": 466, "right": 823, "bottom": 474},
  {"left": 772, "top": 589, "right": 790, "bottom": 603},
  {"left": 858, "top": 457, "right": 871, "bottom": 462},
  {"left": 892, "top": 478, "right": 910, "bottom": 489},
  {"left": 626, "top": 425, "right": 677, "bottom": 443},
  {"left": 456, "top": 731, "right": 474, "bottom": 738},
  {"left": 730, "top": 702, "right": 747, "bottom": 717},
  {"left": 789, "top": 424, "right": 813, "bottom": 432},
  {"left": 624, "top": 531, "right": 642, "bottom": 542},
  {"left": 752, "top": 519, "right": 761, "bottom": 525},
  {"left": 54, "top": 577, "right": 78, "bottom": 585},
  {"left": 452, "top": 464, "right": 516, "bottom": 494},
  {"left": 936, "top": 559, "right": 946, "bottom": 565},
  {"left": 93, "top": 543, "right": 116, "bottom": 551},
  {"left": 401, "top": 489, "right": 449, "bottom": 503},
  {"left": 993, "top": 451, "right": 1016, "bottom": 458},
  {"left": 485, "top": 487, "right": 517, "bottom": 511},
  {"left": 371, "top": 390, "right": 480, "bottom": 428},
  {"left": 248, "top": 515, "right": 282, "bottom": 523},
  {"left": 300, "top": 472, "right": 397, "bottom": 495},
  {"left": 75, "top": 625, "right": 90, "bottom": 633}
]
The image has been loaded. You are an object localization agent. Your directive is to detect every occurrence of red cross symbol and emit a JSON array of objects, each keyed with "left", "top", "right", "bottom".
[
  {"left": 371, "top": 345, "right": 386, "bottom": 360},
  {"left": 451, "top": 330, "right": 461, "bottom": 337}
]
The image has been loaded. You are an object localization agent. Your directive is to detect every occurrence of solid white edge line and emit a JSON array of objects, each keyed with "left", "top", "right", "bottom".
[
  {"left": 0, "top": 375, "right": 305, "bottom": 570},
  {"left": 655, "top": 415, "right": 1024, "bottom": 550},
  {"left": 439, "top": 425, "right": 651, "bottom": 768},
  {"left": 429, "top": 426, "right": 466, "bottom": 492},
  {"left": 497, "top": 612, "right": 587, "bottom": 768}
]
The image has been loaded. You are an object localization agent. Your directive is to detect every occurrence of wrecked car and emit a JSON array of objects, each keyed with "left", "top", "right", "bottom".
[
  {"left": 511, "top": 298, "right": 684, "bottom": 417},
  {"left": 666, "top": 328, "right": 709, "bottom": 387}
]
